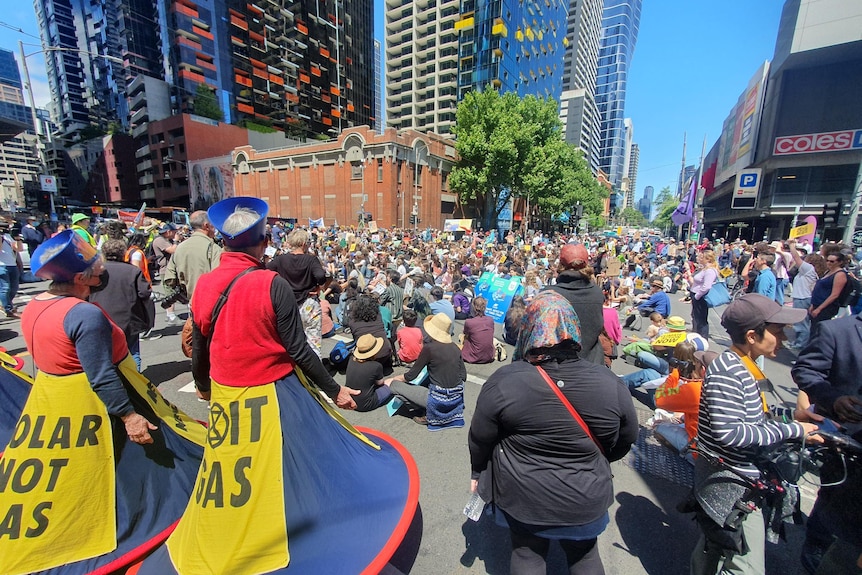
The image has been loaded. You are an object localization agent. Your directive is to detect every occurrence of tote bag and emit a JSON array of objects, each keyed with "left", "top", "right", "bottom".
[{"left": 703, "top": 281, "right": 731, "bottom": 308}]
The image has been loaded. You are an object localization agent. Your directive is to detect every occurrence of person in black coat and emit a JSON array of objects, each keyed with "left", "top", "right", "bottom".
[
  {"left": 469, "top": 291, "right": 638, "bottom": 574},
  {"left": 546, "top": 243, "right": 606, "bottom": 365},
  {"left": 791, "top": 312, "right": 862, "bottom": 573},
  {"left": 89, "top": 239, "right": 154, "bottom": 371}
]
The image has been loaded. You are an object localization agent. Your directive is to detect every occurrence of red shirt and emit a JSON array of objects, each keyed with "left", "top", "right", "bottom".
[{"left": 396, "top": 326, "right": 423, "bottom": 363}]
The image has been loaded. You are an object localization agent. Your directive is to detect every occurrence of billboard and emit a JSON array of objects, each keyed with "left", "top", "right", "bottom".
[
  {"left": 189, "top": 155, "right": 234, "bottom": 211},
  {"left": 773, "top": 129, "right": 862, "bottom": 155},
  {"left": 715, "top": 62, "right": 769, "bottom": 186}
]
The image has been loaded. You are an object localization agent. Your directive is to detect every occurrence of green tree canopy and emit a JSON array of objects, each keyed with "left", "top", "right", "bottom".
[
  {"left": 449, "top": 88, "right": 606, "bottom": 229},
  {"left": 193, "top": 84, "right": 224, "bottom": 122},
  {"left": 651, "top": 186, "right": 679, "bottom": 233},
  {"left": 619, "top": 206, "right": 646, "bottom": 227}
]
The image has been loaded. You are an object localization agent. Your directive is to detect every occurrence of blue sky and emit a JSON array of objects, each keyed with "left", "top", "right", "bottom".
[{"left": 1, "top": 0, "right": 786, "bottom": 204}]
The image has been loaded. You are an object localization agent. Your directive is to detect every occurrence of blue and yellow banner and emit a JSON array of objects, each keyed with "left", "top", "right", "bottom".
[{"left": 473, "top": 272, "right": 524, "bottom": 324}]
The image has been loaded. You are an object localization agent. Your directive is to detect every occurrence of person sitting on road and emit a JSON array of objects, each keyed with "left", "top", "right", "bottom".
[
  {"left": 623, "top": 278, "right": 670, "bottom": 328},
  {"left": 345, "top": 294, "right": 394, "bottom": 374},
  {"left": 396, "top": 308, "right": 424, "bottom": 364},
  {"left": 503, "top": 296, "right": 526, "bottom": 346},
  {"left": 384, "top": 313, "right": 466, "bottom": 430},
  {"left": 620, "top": 316, "right": 697, "bottom": 404},
  {"left": 345, "top": 334, "right": 392, "bottom": 412},
  {"left": 461, "top": 297, "right": 495, "bottom": 364}
]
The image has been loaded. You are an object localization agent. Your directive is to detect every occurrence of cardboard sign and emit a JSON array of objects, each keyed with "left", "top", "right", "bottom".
[{"left": 651, "top": 332, "right": 688, "bottom": 347}]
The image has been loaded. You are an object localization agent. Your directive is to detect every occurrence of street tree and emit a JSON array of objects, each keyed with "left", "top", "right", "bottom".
[
  {"left": 651, "top": 186, "right": 679, "bottom": 233},
  {"left": 450, "top": 89, "right": 605, "bottom": 230},
  {"left": 193, "top": 84, "right": 224, "bottom": 122},
  {"left": 619, "top": 207, "right": 646, "bottom": 227}
]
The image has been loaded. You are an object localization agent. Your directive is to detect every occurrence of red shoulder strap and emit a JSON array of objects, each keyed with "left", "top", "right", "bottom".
[{"left": 536, "top": 365, "right": 606, "bottom": 455}]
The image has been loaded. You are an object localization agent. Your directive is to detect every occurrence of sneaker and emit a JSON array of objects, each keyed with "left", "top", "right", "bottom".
[
  {"left": 140, "top": 329, "right": 162, "bottom": 341},
  {"left": 166, "top": 313, "right": 178, "bottom": 324}
]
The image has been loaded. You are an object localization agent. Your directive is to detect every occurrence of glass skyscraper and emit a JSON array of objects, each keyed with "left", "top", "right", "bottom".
[{"left": 595, "top": 0, "right": 641, "bottom": 191}]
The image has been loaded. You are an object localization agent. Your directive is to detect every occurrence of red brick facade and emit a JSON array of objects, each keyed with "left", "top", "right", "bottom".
[{"left": 232, "top": 127, "right": 459, "bottom": 229}]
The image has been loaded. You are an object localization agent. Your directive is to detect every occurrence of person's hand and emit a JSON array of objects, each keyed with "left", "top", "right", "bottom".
[
  {"left": 810, "top": 307, "right": 820, "bottom": 318},
  {"left": 799, "top": 421, "right": 825, "bottom": 444},
  {"left": 833, "top": 395, "right": 862, "bottom": 423},
  {"left": 122, "top": 412, "right": 157, "bottom": 445},
  {"left": 196, "top": 388, "right": 211, "bottom": 401},
  {"left": 794, "top": 407, "right": 824, "bottom": 424},
  {"left": 335, "top": 385, "right": 361, "bottom": 410},
  {"left": 470, "top": 479, "right": 478, "bottom": 493}
]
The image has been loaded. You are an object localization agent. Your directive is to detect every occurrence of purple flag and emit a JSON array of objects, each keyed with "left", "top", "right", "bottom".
[{"left": 671, "top": 177, "right": 696, "bottom": 226}]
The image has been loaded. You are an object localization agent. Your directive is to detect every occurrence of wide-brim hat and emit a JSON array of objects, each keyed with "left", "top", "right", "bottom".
[
  {"left": 651, "top": 279, "right": 665, "bottom": 289},
  {"left": 32, "top": 230, "right": 99, "bottom": 282},
  {"left": 424, "top": 313, "right": 453, "bottom": 344},
  {"left": 354, "top": 334, "right": 384, "bottom": 360},
  {"left": 666, "top": 316, "right": 686, "bottom": 331},
  {"left": 70, "top": 213, "right": 90, "bottom": 225},
  {"left": 208, "top": 196, "right": 268, "bottom": 248}
]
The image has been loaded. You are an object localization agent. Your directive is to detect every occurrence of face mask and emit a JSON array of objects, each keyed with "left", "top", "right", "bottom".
[{"left": 89, "top": 270, "right": 109, "bottom": 293}]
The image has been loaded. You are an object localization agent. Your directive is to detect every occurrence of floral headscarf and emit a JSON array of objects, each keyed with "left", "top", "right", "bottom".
[{"left": 513, "top": 291, "right": 582, "bottom": 363}]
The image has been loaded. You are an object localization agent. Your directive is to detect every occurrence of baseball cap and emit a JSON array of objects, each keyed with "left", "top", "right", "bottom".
[
  {"left": 721, "top": 293, "right": 806, "bottom": 337},
  {"left": 559, "top": 243, "right": 589, "bottom": 270},
  {"left": 158, "top": 222, "right": 177, "bottom": 234}
]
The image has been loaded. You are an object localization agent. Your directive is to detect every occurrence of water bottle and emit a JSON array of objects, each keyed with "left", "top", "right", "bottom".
[{"left": 463, "top": 491, "right": 486, "bottom": 522}]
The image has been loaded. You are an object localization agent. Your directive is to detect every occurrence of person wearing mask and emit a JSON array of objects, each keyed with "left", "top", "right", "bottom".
[
  {"left": 690, "top": 294, "right": 820, "bottom": 575},
  {"left": 546, "top": 243, "right": 606, "bottom": 365},
  {"left": 21, "top": 215, "right": 43, "bottom": 256},
  {"left": 469, "top": 292, "right": 637, "bottom": 574}
]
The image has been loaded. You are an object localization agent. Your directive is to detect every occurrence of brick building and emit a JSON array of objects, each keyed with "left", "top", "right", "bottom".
[{"left": 232, "top": 126, "right": 459, "bottom": 229}]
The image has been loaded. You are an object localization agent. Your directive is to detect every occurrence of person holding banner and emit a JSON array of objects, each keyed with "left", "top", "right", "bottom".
[{"left": 1, "top": 230, "right": 206, "bottom": 575}]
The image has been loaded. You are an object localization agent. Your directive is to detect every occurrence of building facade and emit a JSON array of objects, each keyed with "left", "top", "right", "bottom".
[
  {"left": 385, "top": 0, "right": 460, "bottom": 135},
  {"left": 0, "top": 49, "right": 40, "bottom": 212},
  {"left": 559, "top": 0, "right": 603, "bottom": 172},
  {"left": 626, "top": 141, "right": 639, "bottom": 209},
  {"left": 595, "top": 0, "right": 641, "bottom": 191},
  {"left": 232, "top": 126, "right": 458, "bottom": 229},
  {"left": 701, "top": 0, "right": 862, "bottom": 242}
]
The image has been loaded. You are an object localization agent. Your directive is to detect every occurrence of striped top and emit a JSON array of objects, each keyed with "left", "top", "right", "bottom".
[{"left": 697, "top": 350, "right": 804, "bottom": 477}]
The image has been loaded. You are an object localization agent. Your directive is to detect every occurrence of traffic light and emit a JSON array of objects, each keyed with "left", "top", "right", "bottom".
[
  {"left": 821, "top": 200, "right": 843, "bottom": 227},
  {"left": 409, "top": 215, "right": 416, "bottom": 225}
]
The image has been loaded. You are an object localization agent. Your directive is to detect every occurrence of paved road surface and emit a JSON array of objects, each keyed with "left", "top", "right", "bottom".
[{"left": 2, "top": 280, "right": 816, "bottom": 574}]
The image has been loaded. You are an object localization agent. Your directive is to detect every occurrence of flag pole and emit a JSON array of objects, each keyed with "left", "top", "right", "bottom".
[
  {"left": 677, "top": 132, "right": 686, "bottom": 240},
  {"left": 694, "top": 135, "right": 706, "bottom": 239}
]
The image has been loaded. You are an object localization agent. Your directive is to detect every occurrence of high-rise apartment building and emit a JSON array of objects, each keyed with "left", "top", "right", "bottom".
[
  {"left": 456, "top": 0, "right": 569, "bottom": 101},
  {"left": 637, "top": 184, "right": 652, "bottom": 221},
  {"left": 595, "top": 0, "right": 641, "bottom": 190},
  {"left": 34, "top": 0, "right": 163, "bottom": 136},
  {"left": 385, "top": 0, "right": 460, "bottom": 134},
  {"left": 374, "top": 40, "right": 382, "bottom": 132},
  {"left": 0, "top": 49, "right": 39, "bottom": 211},
  {"left": 559, "top": 0, "right": 603, "bottom": 173},
  {"left": 626, "top": 141, "right": 638, "bottom": 208}
]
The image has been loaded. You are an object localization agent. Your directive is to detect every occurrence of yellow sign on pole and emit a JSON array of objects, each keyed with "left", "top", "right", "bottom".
[{"left": 651, "top": 331, "right": 688, "bottom": 347}]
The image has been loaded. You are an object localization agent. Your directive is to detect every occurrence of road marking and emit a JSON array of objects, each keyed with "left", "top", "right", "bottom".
[
  {"left": 466, "top": 374, "right": 486, "bottom": 386},
  {"left": 332, "top": 334, "right": 352, "bottom": 343},
  {"left": 179, "top": 381, "right": 196, "bottom": 393}
]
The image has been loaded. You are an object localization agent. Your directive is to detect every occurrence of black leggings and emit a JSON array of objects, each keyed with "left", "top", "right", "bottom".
[{"left": 509, "top": 531, "right": 604, "bottom": 575}]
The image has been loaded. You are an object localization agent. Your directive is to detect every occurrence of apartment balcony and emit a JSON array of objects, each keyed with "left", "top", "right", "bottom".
[
  {"left": 137, "top": 159, "right": 152, "bottom": 172},
  {"left": 139, "top": 174, "right": 154, "bottom": 186},
  {"left": 135, "top": 145, "right": 150, "bottom": 159}
]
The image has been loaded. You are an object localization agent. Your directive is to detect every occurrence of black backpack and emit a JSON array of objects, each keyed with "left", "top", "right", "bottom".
[
  {"left": 144, "top": 242, "right": 159, "bottom": 272},
  {"left": 840, "top": 272, "right": 861, "bottom": 308}
]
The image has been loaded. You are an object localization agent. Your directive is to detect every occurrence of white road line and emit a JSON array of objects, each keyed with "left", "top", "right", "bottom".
[
  {"left": 332, "top": 334, "right": 352, "bottom": 343},
  {"left": 466, "top": 374, "right": 486, "bottom": 386},
  {"left": 178, "top": 381, "right": 197, "bottom": 393}
]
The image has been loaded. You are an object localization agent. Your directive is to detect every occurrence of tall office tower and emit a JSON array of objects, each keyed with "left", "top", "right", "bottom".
[
  {"left": 595, "top": 0, "right": 641, "bottom": 190},
  {"left": 637, "top": 184, "right": 652, "bottom": 221},
  {"left": 679, "top": 163, "right": 696, "bottom": 194},
  {"left": 385, "top": 0, "right": 460, "bottom": 134},
  {"left": 34, "top": 0, "right": 164, "bottom": 137},
  {"left": 626, "top": 141, "right": 639, "bottom": 208},
  {"left": 374, "top": 40, "right": 382, "bottom": 132},
  {"left": 620, "top": 116, "right": 633, "bottom": 207},
  {"left": 456, "top": 0, "right": 569, "bottom": 102},
  {"left": 0, "top": 49, "right": 40, "bottom": 210},
  {"left": 559, "top": 0, "right": 602, "bottom": 173},
  {"left": 227, "top": 0, "right": 375, "bottom": 137}
]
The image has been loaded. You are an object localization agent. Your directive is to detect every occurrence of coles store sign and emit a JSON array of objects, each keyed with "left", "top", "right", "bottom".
[{"left": 774, "top": 129, "right": 862, "bottom": 155}]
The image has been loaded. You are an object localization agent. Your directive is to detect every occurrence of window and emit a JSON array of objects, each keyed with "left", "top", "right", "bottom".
[{"left": 377, "top": 159, "right": 383, "bottom": 182}]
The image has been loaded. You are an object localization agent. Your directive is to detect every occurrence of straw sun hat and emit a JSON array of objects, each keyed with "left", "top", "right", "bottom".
[
  {"left": 423, "top": 313, "right": 453, "bottom": 344},
  {"left": 353, "top": 334, "right": 384, "bottom": 360}
]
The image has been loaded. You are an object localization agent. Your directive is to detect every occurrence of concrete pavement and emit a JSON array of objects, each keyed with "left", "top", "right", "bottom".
[{"left": 1, "top": 280, "right": 815, "bottom": 574}]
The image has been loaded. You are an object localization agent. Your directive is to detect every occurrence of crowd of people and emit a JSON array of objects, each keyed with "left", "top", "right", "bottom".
[{"left": 2, "top": 204, "right": 861, "bottom": 575}]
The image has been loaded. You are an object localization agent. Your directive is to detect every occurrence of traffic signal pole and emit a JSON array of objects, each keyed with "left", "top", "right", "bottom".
[{"left": 841, "top": 160, "right": 862, "bottom": 246}]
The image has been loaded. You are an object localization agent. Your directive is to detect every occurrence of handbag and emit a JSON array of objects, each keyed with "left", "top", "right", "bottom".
[
  {"left": 536, "top": 365, "right": 605, "bottom": 456},
  {"left": 703, "top": 281, "right": 731, "bottom": 308}
]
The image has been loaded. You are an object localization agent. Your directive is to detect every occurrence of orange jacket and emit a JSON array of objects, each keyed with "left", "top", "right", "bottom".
[{"left": 654, "top": 369, "right": 703, "bottom": 443}]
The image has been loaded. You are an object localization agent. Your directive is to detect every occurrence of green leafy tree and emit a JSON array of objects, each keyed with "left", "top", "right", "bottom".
[
  {"left": 450, "top": 89, "right": 605, "bottom": 230},
  {"left": 619, "top": 206, "right": 646, "bottom": 227},
  {"left": 193, "top": 84, "right": 224, "bottom": 122},
  {"left": 651, "top": 186, "right": 679, "bottom": 233}
]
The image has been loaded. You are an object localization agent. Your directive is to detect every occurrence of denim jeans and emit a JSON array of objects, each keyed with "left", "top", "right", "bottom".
[
  {"left": 127, "top": 333, "right": 142, "bottom": 372},
  {"left": 622, "top": 368, "right": 663, "bottom": 390},
  {"left": 636, "top": 351, "right": 669, "bottom": 374},
  {"left": 792, "top": 297, "right": 812, "bottom": 348},
  {"left": 654, "top": 423, "right": 695, "bottom": 465},
  {"left": 774, "top": 278, "right": 788, "bottom": 305},
  {"left": 0, "top": 265, "right": 20, "bottom": 313}
]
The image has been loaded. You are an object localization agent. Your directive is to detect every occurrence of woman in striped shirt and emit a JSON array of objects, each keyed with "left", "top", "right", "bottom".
[{"left": 691, "top": 294, "right": 820, "bottom": 575}]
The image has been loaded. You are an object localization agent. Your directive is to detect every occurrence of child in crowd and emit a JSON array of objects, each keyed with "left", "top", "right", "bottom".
[
  {"left": 396, "top": 309, "right": 423, "bottom": 364},
  {"left": 644, "top": 311, "right": 666, "bottom": 339}
]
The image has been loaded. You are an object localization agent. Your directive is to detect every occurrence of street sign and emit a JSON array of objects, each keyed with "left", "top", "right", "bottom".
[
  {"left": 40, "top": 175, "right": 57, "bottom": 193},
  {"left": 731, "top": 168, "right": 761, "bottom": 209}
]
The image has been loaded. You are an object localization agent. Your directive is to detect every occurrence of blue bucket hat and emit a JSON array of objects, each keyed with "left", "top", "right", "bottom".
[
  {"left": 31, "top": 230, "right": 100, "bottom": 282},
  {"left": 207, "top": 196, "right": 268, "bottom": 248}
]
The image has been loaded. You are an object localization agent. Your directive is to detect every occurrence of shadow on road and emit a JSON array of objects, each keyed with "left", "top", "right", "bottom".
[
  {"left": 460, "top": 512, "right": 510, "bottom": 574},
  {"left": 382, "top": 504, "right": 424, "bottom": 575},
  {"left": 144, "top": 359, "right": 193, "bottom": 386}
]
